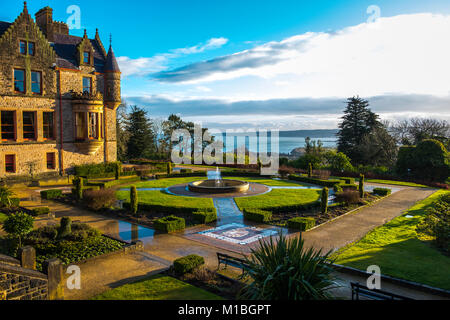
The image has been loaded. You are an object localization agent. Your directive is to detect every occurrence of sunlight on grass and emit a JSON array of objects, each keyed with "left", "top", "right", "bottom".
[
  {"left": 235, "top": 189, "right": 321, "bottom": 211},
  {"left": 334, "top": 190, "right": 450, "bottom": 290},
  {"left": 92, "top": 275, "right": 222, "bottom": 300}
]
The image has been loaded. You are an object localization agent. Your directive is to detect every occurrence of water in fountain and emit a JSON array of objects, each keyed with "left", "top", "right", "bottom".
[{"left": 215, "top": 167, "right": 223, "bottom": 187}]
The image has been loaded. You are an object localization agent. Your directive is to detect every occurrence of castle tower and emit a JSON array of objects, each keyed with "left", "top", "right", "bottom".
[{"left": 104, "top": 45, "right": 121, "bottom": 110}]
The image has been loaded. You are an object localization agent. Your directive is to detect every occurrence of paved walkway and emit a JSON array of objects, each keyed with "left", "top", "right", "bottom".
[{"left": 301, "top": 185, "right": 437, "bottom": 253}]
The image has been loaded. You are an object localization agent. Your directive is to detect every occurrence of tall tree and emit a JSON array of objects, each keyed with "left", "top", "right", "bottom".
[
  {"left": 392, "top": 118, "right": 450, "bottom": 146},
  {"left": 337, "top": 96, "right": 381, "bottom": 164},
  {"left": 126, "top": 106, "right": 155, "bottom": 160},
  {"left": 359, "top": 126, "right": 398, "bottom": 167}
]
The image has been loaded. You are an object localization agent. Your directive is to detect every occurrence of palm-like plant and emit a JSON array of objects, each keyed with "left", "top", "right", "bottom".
[
  {"left": 239, "top": 233, "right": 338, "bottom": 300},
  {"left": 0, "top": 186, "right": 14, "bottom": 207}
]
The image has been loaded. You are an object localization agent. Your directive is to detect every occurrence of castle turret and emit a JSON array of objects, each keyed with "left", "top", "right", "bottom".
[{"left": 104, "top": 45, "right": 121, "bottom": 110}]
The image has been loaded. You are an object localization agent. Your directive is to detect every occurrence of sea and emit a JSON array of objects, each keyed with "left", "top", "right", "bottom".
[{"left": 212, "top": 130, "right": 338, "bottom": 155}]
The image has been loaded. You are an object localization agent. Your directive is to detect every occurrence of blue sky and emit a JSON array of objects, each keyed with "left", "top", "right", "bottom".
[{"left": 3, "top": 0, "right": 450, "bottom": 129}]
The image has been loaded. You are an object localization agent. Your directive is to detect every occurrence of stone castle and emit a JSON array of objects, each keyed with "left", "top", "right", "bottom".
[{"left": 0, "top": 3, "right": 121, "bottom": 178}]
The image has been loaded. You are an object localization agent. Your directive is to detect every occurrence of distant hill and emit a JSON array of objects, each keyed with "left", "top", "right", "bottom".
[{"left": 279, "top": 129, "right": 338, "bottom": 138}]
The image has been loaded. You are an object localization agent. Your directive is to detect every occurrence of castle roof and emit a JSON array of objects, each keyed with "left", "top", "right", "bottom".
[
  {"left": 0, "top": 21, "right": 12, "bottom": 36},
  {"left": 52, "top": 33, "right": 106, "bottom": 72},
  {"left": 105, "top": 46, "right": 120, "bottom": 73}
]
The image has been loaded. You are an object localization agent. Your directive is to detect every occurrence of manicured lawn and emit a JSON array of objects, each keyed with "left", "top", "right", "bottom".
[
  {"left": 92, "top": 275, "right": 222, "bottom": 300},
  {"left": 235, "top": 189, "right": 321, "bottom": 211},
  {"left": 224, "top": 177, "right": 311, "bottom": 187},
  {"left": 0, "top": 212, "right": 7, "bottom": 224},
  {"left": 363, "top": 179, "right": 428, "bottom": 188},
  {"left": 334, "top": 190, "right": 450, "bottom": 290},
  {"left": 124, "top": 177, "right": 205, "bottom": 189},
  {"left": 116, "top": 190, "right": 215, "bottom": 211}
]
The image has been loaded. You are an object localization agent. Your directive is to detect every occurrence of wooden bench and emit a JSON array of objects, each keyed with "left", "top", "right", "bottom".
[
  {"left": 351, "top": 282, "right": 413, "bottom": 300},
  {"left": 217, "top": 253, "right": 251, "bottom": 274}
]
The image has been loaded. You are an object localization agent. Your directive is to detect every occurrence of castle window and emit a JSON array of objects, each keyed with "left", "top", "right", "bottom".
[
  {"left": 14, "top": 69, "right": 25, "bottom": 93},
  {"left": 83, "top": 77, "right": 92, "bottom": 94},
  {"left": 43, "top": 112, "right": 55, "bottom": 140},
  {"left": 46, "top": 153, "right": 56, "bottom": 170},
  {"left": 1, "top": 111, "right": 16, "bottom": 141},
  {"left": 5, "top": 155, "right": 16, "bottom": 173},
  {"left": 83, "top": 51, "right": 90, "bottom": 64},
  {"left": 28, "top": 42, "right": 35, "bottom": 56},
  {"left": 23, "top": 111, "right": 36, "bottom": 140},
  {"left": 89, "top": 113, "right": 99, "bottom": 139},
  {"left": 19, "top": 41, "right": 27, "bottom": 55},
  {"left": 75, "top": 112, "right": 86, "bottom": 141},
  {"left": 31, "top": 71, "right": 42, "bottom": 94}
]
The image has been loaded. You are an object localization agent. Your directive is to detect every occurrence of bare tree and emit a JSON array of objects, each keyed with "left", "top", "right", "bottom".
[{"left": 391, "top": 118, "right": 449, "bottom": 145}]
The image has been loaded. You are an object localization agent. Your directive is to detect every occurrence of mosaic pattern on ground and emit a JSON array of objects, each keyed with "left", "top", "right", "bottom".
[{"left": 198, "top": 223, "right": 279, "bottom": 245}]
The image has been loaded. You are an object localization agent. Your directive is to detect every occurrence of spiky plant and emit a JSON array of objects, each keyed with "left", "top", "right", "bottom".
[{"left": 239, "top": 233, "right": 338, "bottom": 300}]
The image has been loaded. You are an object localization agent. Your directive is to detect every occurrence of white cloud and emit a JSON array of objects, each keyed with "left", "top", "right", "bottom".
[
  {"left": 117, "top": 37, "right": 228, "bottom": 77},
  {"left": 154, "top": 13, "right": 450, "bottom": 99}
]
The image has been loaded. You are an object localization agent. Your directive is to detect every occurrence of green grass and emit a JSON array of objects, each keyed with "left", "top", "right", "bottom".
[
  {"left": 123, "top": 177, "right": 205, "bottom": 189},
  {"left": 0, "top": 212, "right": 7, "bottom": 224},
  {"left": 92, "top": 274, "right": 222, "bottom": 300},
  {"left": 116, "top": 190, "right": 214, "bottom": 210},
  {"left": 364, "top": 179, "right": 429, "bottom": 188},
  {"left": 224, "top": 177, "right": 311, "bottom": 187},
  {"left": 333, "top": 190, "right": 450, "bottom": 290},
  {"left": 235, "top": 189, "right": 321, "bottom": 211}
]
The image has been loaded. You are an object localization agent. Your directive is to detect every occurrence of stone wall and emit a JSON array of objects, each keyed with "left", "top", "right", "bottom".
[{"left": 0, "top": 253, "right": 48, "bottom": 300}]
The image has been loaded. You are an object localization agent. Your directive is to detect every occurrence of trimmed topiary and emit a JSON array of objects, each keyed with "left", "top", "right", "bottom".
[
  {"left": 308, "top": 163, "right": 313, "bottom": 178},
  {"left": 58, "top": 217, "right": 72, "bottom": 239},
  {"left": 321, "top": 188, "right": 329, "bottom": 214},
  {"left": 359, "top": 174, "right": 365, "bottom": 199},
  {"left": 287, "top": 217, "right": 316, "bottom": 231},
  {"left": 73, "top": 177, "right": 85, "bottom": 200},
  {"left": 40, "top": 189, "right": 62, "bottom": 200},
  {"left": 173, "top": 254, "right": 205, "bottom": 275},
  {"left": 243, "top": 208, "right": 272, "bottom": 223},
  {"left": 130, "top": 186, "right": 138, "bottom": 216},
  {"left": 192, "top": 210, "right": 217, "bottom": 224},
  {"left": 372, "top": 188, "right": 392, "bottom": 197},
  {"left": 31, "top": 207, "right": 50, "bottom": 217},
  {"left": 154, "top": 215, "right": 185, "bottom": 233}
]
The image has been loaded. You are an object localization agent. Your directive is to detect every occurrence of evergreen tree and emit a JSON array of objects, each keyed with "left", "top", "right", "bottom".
[
  {"left": 116, "top": 103, "right": 130, "bottom": 162},
  {"left": 126, "top": 106, "right": 155, "bottom": 160},
  {"left": 337, "top": 97, "right": 381, "bottom": 164}
]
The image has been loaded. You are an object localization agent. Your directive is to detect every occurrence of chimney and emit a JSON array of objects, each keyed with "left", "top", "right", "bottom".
[{"left": 35, "top": 6, "right": 53, "bottom": 34}]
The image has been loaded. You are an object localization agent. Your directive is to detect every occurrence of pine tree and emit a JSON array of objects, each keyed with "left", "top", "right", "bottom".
[
  {"left": 126, "top": 106, "right": 156, "bottom": 160},
  {"left": 337, "top": 97, "right": 381, "bottom": 164}
]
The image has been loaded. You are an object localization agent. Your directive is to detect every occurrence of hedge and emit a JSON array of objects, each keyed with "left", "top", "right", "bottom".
[
  {"left": 87, "top": 176, "right": 141, "bottom": 189},
  {"left": 372, "top": 188, "right": 392, "bottom": 197},
  {"left": 154, "top": 215, "right": 186, "bottom": 233},
  {"left": 288, "top": 174, "right": 343, "bottom": 188},
  {"left": 340, "top": 184, "right": 358, "bottom": 191},
  {"left": 180, "top": 169, "right": 193, "bottom": 174},
  {"left": 243, "top": 208, "right": 272, "bottom": 223},
  {"left": 173, "top": 254, "right": 205, "bottom": 275},
  {"left": 340, "top": 177, "right": 355, "bottom": 185},
  {"left": 156, "top": 172, "right": 206, "bottom": 179},
  {"left": 74, "top": 162, "right": 123, "bottom": 179},
  {"left": 31, "top": 207, "right": 50, "bottom": 217},
  {"left": 124, "top": 202, "right": 214, "bottom": 216},
  {"left": 192, "top": 210, "right": 217, "bottom": 224},
  {"left": 40, "top": 189, "right": 63, "bottom": 200},
  {"left": 287, "top": 217, "right": 316, "bottom": 231}
]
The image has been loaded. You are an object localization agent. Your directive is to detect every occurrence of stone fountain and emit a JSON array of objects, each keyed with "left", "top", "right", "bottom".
[{"left": 188, "top": 167, "right": 250, "bottom": 194}]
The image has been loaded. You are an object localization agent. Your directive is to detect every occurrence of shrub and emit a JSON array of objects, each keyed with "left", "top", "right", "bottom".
[
  {"left": 0, "top": 186, "right": 15, "bottom": 207},
  {"left": 287, "top": 217, "right": 316, "bottom": 231},
  {"left": 83, "top": 189, "right": 117, "bottom": 211},
  {"left": 289, "top": 175, "right": 342, "bottom": 188},
  {"left": 74, "top": 162, "right": 122, "bottom": 179},
  {"left": 240, "top": 233, "right": 336, "bottom": 300},
  {"left": 114, "top": 162, "right": 121, "bottom": 180},
  {"left": 2, "top": 212, "right": 34, "bottom": 247},
  {"left": 58, "top": 217, "right": 72, "bottom": 239},
  {"left": 243, "top": 209, "right": 272, "bottom": 223},
  {"left": 313, "top": 170, "right": 331, "bottom": 180},
  {"left": 321, "top": 188, "right": 329, "bottom": 214},
  {"left": 180, "top": 169, "right": 193, "bottom": 174},
  {"left": 73, "top": 177, "right": 85, "bottom": 200},
  {"left": 278, "top": 165, "right": 295, "bottom": 178},
  {"left": 173, "top": 254, "right": 205, "bottom": 275},
  {"left": 9, "top": 198, "right": 20, "bottom": 207},
  {"left": 154, "top": 215, "right": 185, "bottom": 233},
  {"left": 341, "top": 177, "right": 355, "bottom": 185},
  {"left": 31, "top": 207, "right": 50, "bottom": 217},
  {"left": 372, "top": 188, "right": 392, "bottom": 197},
  {"left": 341, "top": 184, "right": 358, "bottom": 192},
  {"left": 40, "top": 189, "right": 63, "bottom": 200},
  {"left": 359, "top": 174, "right": 365, "bottom": 199},
  {"left": 192, "top": 210, "right": 217, "bottom": 224},
  {"left": 130, "top": 186, "right": 138, "bottom": 216},
  {"left": 335, "top": 190, "right": 360, "bottom": 206}
]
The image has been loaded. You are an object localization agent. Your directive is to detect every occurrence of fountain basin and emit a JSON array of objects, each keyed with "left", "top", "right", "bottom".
[{"left": 188, "top": 179, "right": 250, "bottom": 194}]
